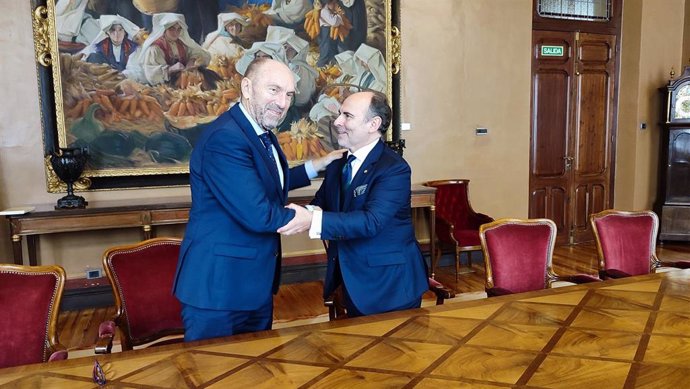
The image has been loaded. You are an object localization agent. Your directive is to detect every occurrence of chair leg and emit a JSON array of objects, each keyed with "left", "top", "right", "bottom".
[
  {"left": 455, "top": 248, "right": 460, "bottom": 281},
  {"left": 433, "top": 246, "right": 442, "bottom": 279}
]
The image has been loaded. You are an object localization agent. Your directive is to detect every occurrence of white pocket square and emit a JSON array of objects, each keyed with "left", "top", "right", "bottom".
[{"left": 353, "top": 184, "right": 367, "bottom": 197}]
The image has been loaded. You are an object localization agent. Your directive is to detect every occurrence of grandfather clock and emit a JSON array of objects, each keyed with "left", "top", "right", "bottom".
[{"left": 658, "top": 67, "right": 690, "bottom": 241}]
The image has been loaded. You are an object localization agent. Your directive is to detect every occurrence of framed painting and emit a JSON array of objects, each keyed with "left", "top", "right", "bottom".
[{"left": 31, "top": 0, "right": 401, "bottom": 191}]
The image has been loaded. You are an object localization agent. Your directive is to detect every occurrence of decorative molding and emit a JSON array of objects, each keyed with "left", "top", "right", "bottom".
[
  {"left": 32, "top": 5, "right": 51, "bottom": 67},
  {"left": 391, "top": 26, "right": 401, "bottom": 75},
  {"left": 385, "top": 139, "right": 406, "bottom": 156}
]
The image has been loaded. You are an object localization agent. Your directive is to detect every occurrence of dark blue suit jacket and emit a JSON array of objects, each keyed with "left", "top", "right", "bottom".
[
  {"left": 313, "top": 140, "right": 428, "bottom": 315},
  {"left": 173, "top": 104, "right": 310, "bottom": 310}
]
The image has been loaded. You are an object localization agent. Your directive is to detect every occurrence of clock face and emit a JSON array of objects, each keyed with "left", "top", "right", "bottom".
[{"left": 674, "top": 85, "right": 690, "bottom": 119}]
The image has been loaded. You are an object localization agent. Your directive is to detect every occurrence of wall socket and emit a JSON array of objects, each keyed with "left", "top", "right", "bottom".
[
  {"left": 475, "top": 128, "right": 488, "bottom": 136},
  {"left": 85, "top": 267, "right": 102, "bottom": 279}
]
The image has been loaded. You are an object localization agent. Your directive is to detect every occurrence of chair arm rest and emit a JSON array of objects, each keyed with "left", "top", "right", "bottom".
[
  {"left": 324, "top": 288, "right": 348, "bottom": 321},
  {"left": 486, "top": 287, "right": 513, "bottom": 297},
  {"left": 95, "top": 320, "right": 116, "bottom": 354},
  {"left": 435, "top": 214, "right": 453, "bottom": 227},
  {"left": 555, "top": 274, "right": 601, "bottom": 284},
  {"left": 601, "top": 269, "right": 631, "bottom": 279},
  {"left": 324, "top": 298, "right": 336, "bottom": 321},
  {"left": 659, "top": 260, "right": 690, "bottom": 269},
  {"left": 435, "top": 216, "right": 455, "bottom": 238},
  {"left": 428, "top": 277, "right": 455, "bottom": 305},
  {"left": 474, "top": 213, "right": 494, "bottom": 225}
]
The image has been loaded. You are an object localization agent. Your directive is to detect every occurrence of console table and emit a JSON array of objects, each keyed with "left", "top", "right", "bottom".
[{"left": 5, "top": 185, "right": 437, "bottom": 275}]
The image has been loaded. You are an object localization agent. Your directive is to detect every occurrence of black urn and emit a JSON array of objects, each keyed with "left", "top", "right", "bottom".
[{"left": 50, "top": 147, "right": 89, "bottom": 209}]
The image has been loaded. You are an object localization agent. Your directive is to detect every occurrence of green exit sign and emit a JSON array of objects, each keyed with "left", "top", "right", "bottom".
[{"left": 541, "top": 45, "right": 564, "bottom": 56}]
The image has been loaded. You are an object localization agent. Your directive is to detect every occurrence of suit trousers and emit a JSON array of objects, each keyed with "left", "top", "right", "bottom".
[{"left": 181, "top": 297, "right": 273, "bottom": 342}]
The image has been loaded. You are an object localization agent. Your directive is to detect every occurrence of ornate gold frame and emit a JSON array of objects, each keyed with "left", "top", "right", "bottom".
[{"left": 32, "top": 0, "right": 401, "bottom": 190}]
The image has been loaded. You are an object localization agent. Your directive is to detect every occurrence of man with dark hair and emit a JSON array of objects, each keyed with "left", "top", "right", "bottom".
[
  {"left": 279, "top": 91, "right": 428, "bottom": 317},
  {"left": 173, "top": 58, "right": 344, "bottom": 341}
]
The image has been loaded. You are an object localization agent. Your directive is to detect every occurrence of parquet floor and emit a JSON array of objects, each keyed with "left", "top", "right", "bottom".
[{"left": 57, "top": 241, "right": 690, "bottom": 353}]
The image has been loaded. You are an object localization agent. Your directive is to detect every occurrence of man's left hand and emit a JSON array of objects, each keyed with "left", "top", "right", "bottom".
[{"left": 278, "top": 203, "right": 313, "bottom": 235}]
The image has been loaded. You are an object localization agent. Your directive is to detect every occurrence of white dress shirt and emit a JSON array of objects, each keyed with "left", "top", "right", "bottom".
[{"left": 308, "top": 138, "right": 380, "bottom": 239}]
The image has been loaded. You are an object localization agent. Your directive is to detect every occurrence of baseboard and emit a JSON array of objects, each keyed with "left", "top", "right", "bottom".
[
  {"left": 61, "top": 283, "right": 114, "bottom": 311},
  {"left": 61, "top": 255, "right": 331, "bottom": 311},
  {"left": 281, "top": 262, "right": 327, "bottom": 284}
]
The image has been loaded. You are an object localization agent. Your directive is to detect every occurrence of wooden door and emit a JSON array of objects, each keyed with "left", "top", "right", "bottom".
[{"left": 529, "top": 31, "right": 616, "bottom": 244}]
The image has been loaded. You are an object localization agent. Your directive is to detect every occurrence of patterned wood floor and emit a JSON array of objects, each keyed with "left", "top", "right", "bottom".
[{"left": 57, "top": 241, "right": 690, "bottom": 352}]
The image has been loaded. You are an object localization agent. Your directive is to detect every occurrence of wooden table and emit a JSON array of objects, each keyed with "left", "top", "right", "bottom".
[
  {"left": 4, "top": 185, "right": 437, "bottom": 275},
  {"left": 2, "top": 270, "right": 689, "bottom": 388}
]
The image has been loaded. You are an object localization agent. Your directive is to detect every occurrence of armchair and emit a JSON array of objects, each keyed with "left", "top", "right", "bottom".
[
  {"left": 590, "top": 210, "right": 690, "bottom": 279},
  {"left": 325, "top": 279, "right": 456, "bottom": 321},
  {"left": 96, "top": 238, "right": 184, "bottom": 354},
  {"left": 0, "top": 264, "right": 67, "bottom": 368},
  {"left": 479, "top": 218, "right": 600, "bottom": 297},
  {"left": 423, "top": 179, "right": 494, "bottom": 279},
  {"left": 321, "top": 241, "right": 455, "bottom": 321}
]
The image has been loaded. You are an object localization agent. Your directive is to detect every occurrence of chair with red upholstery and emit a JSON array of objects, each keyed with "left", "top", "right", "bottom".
[
  {"left": 590, "top": 210, "right": 690, "bottom": 279},
  {"left": 480, "top": 218, "right": 600, "bottom": 297},
  {"left": 0, "top": 264, "right": 68, "bottom": 368},
  {"left": 423, "top": 179, "right": 494, "bottom": 279},
  {"left": 96, "top": 238, "right": 184, "bottom": 354}
]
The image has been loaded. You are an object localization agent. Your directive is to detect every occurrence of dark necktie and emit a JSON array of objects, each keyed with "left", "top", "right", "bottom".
[
  {"left": 258, "top": 132, "right": 279, "bottom": 175},
  {"left": 341, "top": 154, "right": 356, "bottom": 199}
]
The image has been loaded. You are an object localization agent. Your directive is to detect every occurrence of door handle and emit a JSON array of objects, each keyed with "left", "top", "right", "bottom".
[{"left": 563, "top": 156, "right": 574, "bottom": 170}]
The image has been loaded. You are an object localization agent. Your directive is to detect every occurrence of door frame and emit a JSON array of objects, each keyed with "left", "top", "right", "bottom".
[{"left": 530, "top": 0, "right": 622, "bottom": 243}]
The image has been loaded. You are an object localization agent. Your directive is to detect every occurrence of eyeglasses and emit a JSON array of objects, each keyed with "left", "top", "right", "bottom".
[{"left": 93, "top": 359, "right": 107, "bottom": 386}]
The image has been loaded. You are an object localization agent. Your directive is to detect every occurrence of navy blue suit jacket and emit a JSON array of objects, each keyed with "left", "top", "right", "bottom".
[
  {"left": 173, "top": 104, "right": 310, "bottom": 310},
  {"left": 313, "top": 140, "right": 428, "bottom": 315}
]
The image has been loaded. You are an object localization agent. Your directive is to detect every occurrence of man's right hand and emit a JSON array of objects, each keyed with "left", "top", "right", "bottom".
[{"left": 277, "top": 204, "right": 313, "bottom": 235}]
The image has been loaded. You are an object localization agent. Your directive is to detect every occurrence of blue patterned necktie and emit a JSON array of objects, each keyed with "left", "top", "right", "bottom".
[
  {"left": 258, "top": 132, "right": 279, "bottom": 175},
  {"left": 341, "top": 154, "right": 356, "bottom": 197}
]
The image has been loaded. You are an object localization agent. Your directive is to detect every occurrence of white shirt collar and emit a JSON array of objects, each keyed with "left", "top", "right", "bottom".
[
  {"left": 238, "top": 101, "right": 285, "bottom": 187},
  {"left": 349, "top": 137, "right": 380, "bottom": 163}
]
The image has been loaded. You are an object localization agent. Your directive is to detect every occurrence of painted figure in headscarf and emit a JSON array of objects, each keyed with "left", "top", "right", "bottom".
[
  {"left": 203, "top": 13, "right": 250, "bottom": 58},
  {"left": 265, "top": 26, "right": 317, "bottom": 107},
  {"left": 353, "top": 44, "right": 386, "bottom": 93},
  {"left": 235, "top": 41, "right": 289, "bottom": 76},
  {"left": 82, "top": 15, "right": 141, "bottom": 71},
  {"left": 264, "top": 0, "right": 313, "bottom": 28},
  {"left": 138, "top": 13, "right": 212, "bottom": 85},
  {"left": 56, "top": 0, "right": 100, "bottom": 45}
]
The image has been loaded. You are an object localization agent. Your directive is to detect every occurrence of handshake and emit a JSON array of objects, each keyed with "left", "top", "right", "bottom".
[{"left": 277, "top": 204, "right": 320, "bottom": 236}]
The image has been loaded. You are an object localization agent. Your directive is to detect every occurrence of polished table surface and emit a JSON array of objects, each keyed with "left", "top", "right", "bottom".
[{"left": 2, "top": 269, "right": 690, "bottom": 388}]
